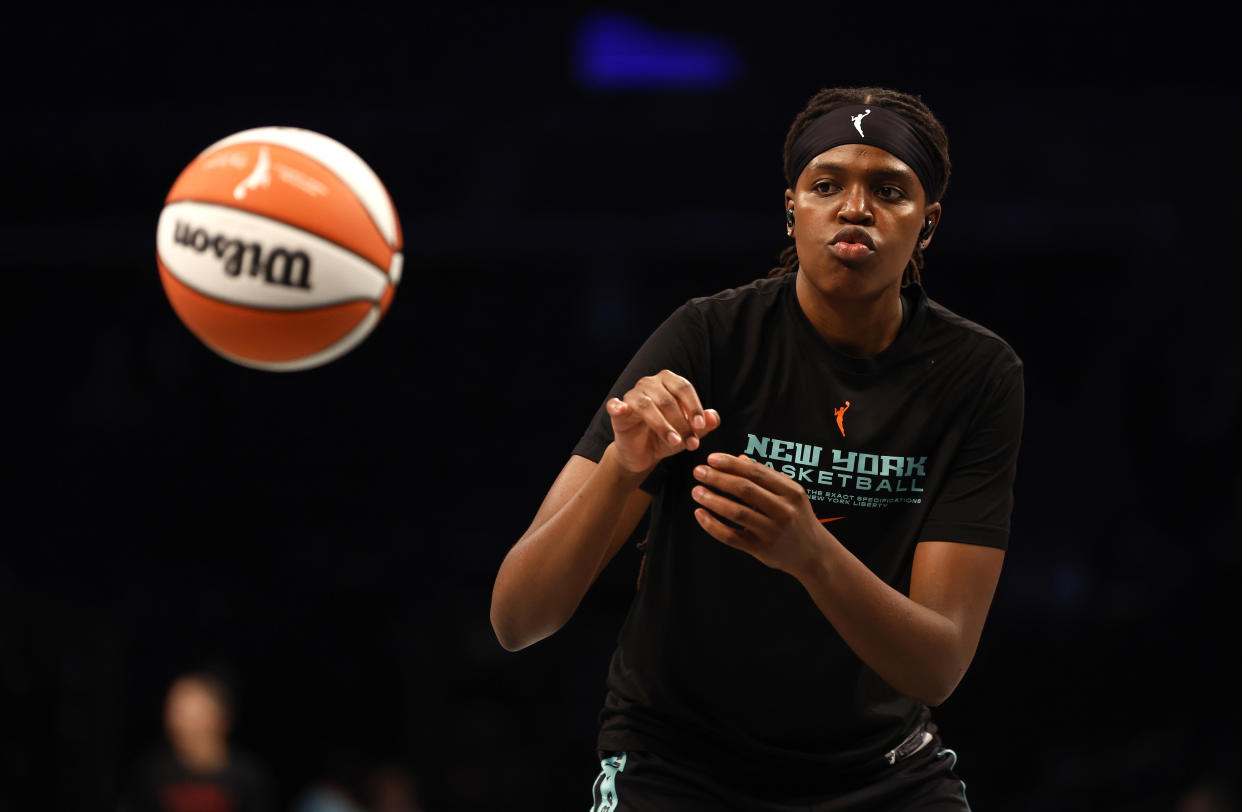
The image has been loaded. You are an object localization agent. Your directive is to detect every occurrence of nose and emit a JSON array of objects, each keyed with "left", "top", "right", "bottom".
[{"left": 837, "top": 183, "right": 873, "bottom": 225}]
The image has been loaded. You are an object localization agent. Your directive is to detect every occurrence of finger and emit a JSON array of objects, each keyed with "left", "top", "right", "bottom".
[
  {"left": 656, "top": 371, "right": 707, "bottom": 431},
  {"left": 683, "top": 408, "right": 722, "bottom": 450},
  {"left": 693, "top": 462, "right": 786, "bottom": 519},
  {"left": 607, "top": 397, "right": 645, "bottom": 430},
  {"left": 693, "top": 507, "right": 760, "bottom": 553},
  {"left": 627, "top": 386, "right": 692, "bottom": 448},
  {"left": 609, "top": 397, "right": 671, "bottom": 455},
  {"left": 645, "top": 378, "right": 701, "bottom": 442},
  {"left": 691, "top": 484, "right": 773, "bottom": 534},
  {"left": 706, "top": 453, "right": 801, "bottom": 496}
]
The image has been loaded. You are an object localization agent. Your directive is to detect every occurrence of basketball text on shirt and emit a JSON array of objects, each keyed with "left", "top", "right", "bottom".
[{"left": 742, "top": 433, "right": 927, "bottom": 502}]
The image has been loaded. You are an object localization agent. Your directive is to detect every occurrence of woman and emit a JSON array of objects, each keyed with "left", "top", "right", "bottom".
[{"left": 491, "top": 86, "right": 1024, "bottom": 810}]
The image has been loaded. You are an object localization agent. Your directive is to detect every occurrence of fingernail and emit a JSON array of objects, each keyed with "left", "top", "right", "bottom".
[
  {"left": 692, "top": 414, "right": 706, "bottom": 430},
  {"left": 694, "top": 465, "right": 708, "bottom": 477},
  {"left": 668, "top": 431, "right": 681, "bottom": 445},
  {"left": 692, "top": 486, "right": 705, "bottom": 499}
]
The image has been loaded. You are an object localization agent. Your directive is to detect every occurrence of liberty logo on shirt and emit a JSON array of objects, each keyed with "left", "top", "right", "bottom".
[{"left": 834, "top": 401, "right": 851, "bottom": 437}]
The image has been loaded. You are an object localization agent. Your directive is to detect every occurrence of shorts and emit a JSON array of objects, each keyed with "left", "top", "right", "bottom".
[{"left": 587, "top": 726, "right": 970, "bottom": 812}]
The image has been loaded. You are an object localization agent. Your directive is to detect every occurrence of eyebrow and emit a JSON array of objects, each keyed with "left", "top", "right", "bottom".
[{"left": 805, "top": 161, "right": 916, "bottom": 184}]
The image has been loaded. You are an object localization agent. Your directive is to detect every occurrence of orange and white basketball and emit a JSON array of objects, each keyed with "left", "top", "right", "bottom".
[{"left": 155, "top": 126, "right": 403, "bottom": 371}]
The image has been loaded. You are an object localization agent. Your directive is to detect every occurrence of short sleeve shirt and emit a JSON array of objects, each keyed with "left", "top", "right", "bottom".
[{"left": 573, "top": 272, "right": 1024, "bottom": 794}]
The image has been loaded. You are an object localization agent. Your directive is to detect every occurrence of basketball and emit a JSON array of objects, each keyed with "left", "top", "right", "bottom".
[{"left": 155, "top": 126, "right": 403, "bottom": 371}]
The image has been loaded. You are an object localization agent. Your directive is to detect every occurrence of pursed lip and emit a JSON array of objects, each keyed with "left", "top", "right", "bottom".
[{"left": 829, "top": 226, "right": 875, "bottom": 249}]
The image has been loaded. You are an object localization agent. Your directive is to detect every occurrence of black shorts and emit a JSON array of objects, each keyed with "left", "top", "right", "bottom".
[{"left": 587, "top": 731, "right": 970, "bottom": 812}]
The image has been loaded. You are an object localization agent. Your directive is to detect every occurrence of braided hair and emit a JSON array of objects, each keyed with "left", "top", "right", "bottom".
[{"left": 770, "top": 87, "right": 951, "bottom": 286}]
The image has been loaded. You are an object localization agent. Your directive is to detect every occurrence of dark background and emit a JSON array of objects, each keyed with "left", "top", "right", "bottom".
[{"left": 2, "top": 3, "right": 1239, "bottom": 810}]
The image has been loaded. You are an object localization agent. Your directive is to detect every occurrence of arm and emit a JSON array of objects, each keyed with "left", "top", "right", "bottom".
[
  {"left": 799, "top": 536, "right": 1002, "bottom": 706},
  {"left": 691, "top": 454, "right": 1003, "bottom": 706},
  {"left": 489, "top": 448, "right": 652, "bottom": 652},
  {"left": 490, "top": 372, "right": 721, "bottom": 652}
]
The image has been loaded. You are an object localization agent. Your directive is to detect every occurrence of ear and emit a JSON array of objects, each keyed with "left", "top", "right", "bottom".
[
  {"left": 921, "top": 202, "right": 943, "bottom": 249},
  {"left": 784, "top": 188, "right": 795, "bottom": 211}
]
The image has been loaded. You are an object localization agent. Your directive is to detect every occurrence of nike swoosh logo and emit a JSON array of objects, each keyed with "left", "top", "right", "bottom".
[{"left": 819, "top": 517, "right": 844, "bottom": 524}]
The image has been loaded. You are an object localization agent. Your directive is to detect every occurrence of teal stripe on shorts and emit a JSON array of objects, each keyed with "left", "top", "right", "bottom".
[
  {"left": 589, "top": 752, "right": 627, "bottom": 812},
  {"left": 936, "top": 748, "right": 970, "bottom": 811}
]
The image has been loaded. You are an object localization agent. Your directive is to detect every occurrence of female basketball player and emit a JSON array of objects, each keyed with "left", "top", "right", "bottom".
[{"left": 491, "top": 86, "right": 1024, "bottom": 810}]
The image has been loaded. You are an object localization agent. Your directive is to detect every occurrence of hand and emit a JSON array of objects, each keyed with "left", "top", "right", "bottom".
[
  {"left": 691, "top": 453, "right": 830, "bottom": 578},
  {"left": 607, "top": 370, "right": 721, "bottom": 475}
]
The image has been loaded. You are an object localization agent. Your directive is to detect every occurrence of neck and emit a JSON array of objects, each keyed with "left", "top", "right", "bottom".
[
  {"left": 795, "top": 273, "right": 905, "bottom": 358},
  {"left": 173, "top": 737, "right": 229, "bottom": 773}
]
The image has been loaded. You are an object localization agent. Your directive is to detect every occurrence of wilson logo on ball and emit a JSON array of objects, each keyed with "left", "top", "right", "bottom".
[
  {"left": 155, "top": 126, "right": 403, "bottom": 372},
  {"left": 172, "top": 220, "right": 312, "bottom": 290}
]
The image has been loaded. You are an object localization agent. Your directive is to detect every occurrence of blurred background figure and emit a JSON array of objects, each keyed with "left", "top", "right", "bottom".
[
  {"left": 291, "top": 746, "right": 369, "bottom": 812},
  {"left": 291, "top": 781, "right": 366, "bottom": 812},
  {"left": 292, "top": 749, "right": 425, "bottom": 812},
  {"left": 119, "top": 670, "right": 277, "bottom": 812},
  {"left": 1176, "top": 773, "right": 1240, "bottom": 812},
  {"left": 364, "top": 762, "right": 423, "bottom": 812}
]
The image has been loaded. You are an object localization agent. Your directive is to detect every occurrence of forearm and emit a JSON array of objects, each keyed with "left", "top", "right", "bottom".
[
  {"left": 692, "top": 453, "right": 1000, "bottom": 706},
  {"left": 798, "top": 536, "right": 967, "bottom": 706},
  {"left": 490, "top": 444, "right": 648, "bottom": 651}
]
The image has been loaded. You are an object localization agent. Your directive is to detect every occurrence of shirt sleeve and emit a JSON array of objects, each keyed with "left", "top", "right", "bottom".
[
  {"left": 918, "top": 356, "right": 1025, "bottom": 550},
  {"left": 571, "top": 301, "right": 709, "bottom": 494}
]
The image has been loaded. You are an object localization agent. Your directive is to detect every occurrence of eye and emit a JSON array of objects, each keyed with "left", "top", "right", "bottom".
[
  {"left": 812, "top": 180, "right": 840, "bottom": 195},
  {"left": 876, "top": 185, "right": 907, "bottom": 201}
]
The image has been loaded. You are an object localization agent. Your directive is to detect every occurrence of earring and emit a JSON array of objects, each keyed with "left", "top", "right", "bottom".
[{"left": 785, "top": 209, "right": 795, "bottom": 237}]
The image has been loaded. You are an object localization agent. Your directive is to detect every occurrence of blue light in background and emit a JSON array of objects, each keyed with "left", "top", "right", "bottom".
[{"left": 572, "top": 12, "right": 741, "bottom": 90}]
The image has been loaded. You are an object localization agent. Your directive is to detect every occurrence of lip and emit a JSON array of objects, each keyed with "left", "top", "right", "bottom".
[
  {"left": 829, "top": 226, "right": 875, "bottom": 249},
  {"left": 829, "top": 241, "right": 874, "bottom": 263}
]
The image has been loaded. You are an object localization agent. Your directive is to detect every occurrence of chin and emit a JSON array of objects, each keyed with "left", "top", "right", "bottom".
[{"left": 801, "top": 262, "right": 896, "bottom": 301}]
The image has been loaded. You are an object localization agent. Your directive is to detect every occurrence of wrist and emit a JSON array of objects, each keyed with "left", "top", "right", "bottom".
[
  {"left": 792, "top": 524, "right": 836, "bottom": 585},
  {"left": 601, "top": 443, "right": 655, "bottom": 487}
]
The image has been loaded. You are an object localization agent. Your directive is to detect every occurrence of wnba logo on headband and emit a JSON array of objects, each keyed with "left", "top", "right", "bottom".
[
  {"left": 787, "top": 104, "right": 944, "bottom": 202},
  {"left": 852, "top": 109, "right": 871, "bottom": 137}
]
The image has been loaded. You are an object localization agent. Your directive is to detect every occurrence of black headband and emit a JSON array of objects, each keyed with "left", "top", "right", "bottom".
[{"left": 786, "top": 104, "right": 944, "bottom": 202}]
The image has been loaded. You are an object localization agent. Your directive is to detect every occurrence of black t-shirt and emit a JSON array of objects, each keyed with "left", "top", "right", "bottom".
[
  {"left": 120, "top": 747, "right": 278, "bottom": 812},
  {"left": 572, "top": 271, "right": 1024, "bottom": 796}
]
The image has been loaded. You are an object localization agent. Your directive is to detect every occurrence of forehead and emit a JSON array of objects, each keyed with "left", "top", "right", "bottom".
[
  {"left": 801, "top": 144, "right": 921, "bottom": 188},
  {"left": 167, "top": 678, "right": 221, "bottom": 705}
]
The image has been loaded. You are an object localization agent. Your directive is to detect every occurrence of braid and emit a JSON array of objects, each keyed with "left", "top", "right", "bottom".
[{"left": 769, "top": 87, "right": 951, "bottom": 287}]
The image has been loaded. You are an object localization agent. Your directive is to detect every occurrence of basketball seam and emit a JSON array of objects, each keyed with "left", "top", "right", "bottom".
[
  {"left": 207, "top": 306, "right": 380, "bottom": 372},
  {"left": 164, "top": 197, "right": 397, "bottom": 279}
]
